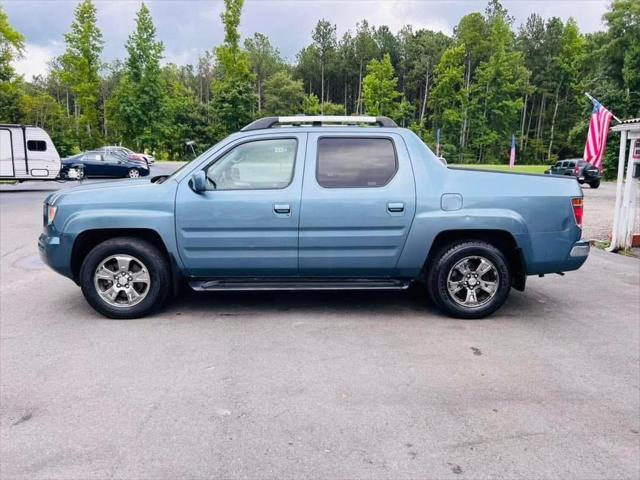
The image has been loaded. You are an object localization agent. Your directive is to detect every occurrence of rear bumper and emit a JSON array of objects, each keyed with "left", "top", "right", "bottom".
[
  {"left": 560, "top": 240, "right": 590, "bottom": 272},
  {"left": 522, "top": 230, "right": 590, "bottom": 275},
  {"left": 569, "top": 242, "right": 590, "bottom": 258}
]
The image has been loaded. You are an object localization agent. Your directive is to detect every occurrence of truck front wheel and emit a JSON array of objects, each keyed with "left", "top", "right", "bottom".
[
  {"left": 79, "top": 237, "right": 172, "bottom": 319},
  {"left": 427, "top": 240, "right": 511, "bottom": 319}
]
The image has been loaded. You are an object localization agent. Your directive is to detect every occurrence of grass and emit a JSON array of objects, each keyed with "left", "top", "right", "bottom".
[{"left": 450, "top": 164, "right": 548, "bottom": 174}]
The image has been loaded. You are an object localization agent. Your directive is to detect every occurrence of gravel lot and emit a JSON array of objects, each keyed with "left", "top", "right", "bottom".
[
  {"left": 582, "top": 181, "right": 640, "bottom": 242},
  {"left": 1, "top": 171, "right": 639, "bottom": 479}
]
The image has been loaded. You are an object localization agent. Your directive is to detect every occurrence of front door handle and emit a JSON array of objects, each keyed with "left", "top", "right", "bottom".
[
  {"left": 273, "top": 203, "right": 291, "bottom": 215},
  {"left": 387, "top": 202, "right": 404, "bottom": 213}
]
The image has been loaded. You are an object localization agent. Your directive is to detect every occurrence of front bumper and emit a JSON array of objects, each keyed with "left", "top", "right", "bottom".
[{"left": 38, "top": 233, "right": 74, "bottom": 279}]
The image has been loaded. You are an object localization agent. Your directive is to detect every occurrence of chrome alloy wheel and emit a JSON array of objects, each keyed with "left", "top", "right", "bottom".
[
  {"left": 93, "top": 254, "right": 150, "bottom": 308},
  {"left": 446, "top": 255, "right": 500, "bottom": 308},
  {"left": 128, "top": 169, "right": 140, "bottom": 178}
]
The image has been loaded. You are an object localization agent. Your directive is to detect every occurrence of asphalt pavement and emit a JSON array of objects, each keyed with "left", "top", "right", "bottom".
[{"left": 1, "top": 166, "right": 639, "bottom": 479}]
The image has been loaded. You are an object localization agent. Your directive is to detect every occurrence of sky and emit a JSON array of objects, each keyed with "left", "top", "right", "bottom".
[{"left": 5, "top": 0, "right": 610, "bottom": 80}]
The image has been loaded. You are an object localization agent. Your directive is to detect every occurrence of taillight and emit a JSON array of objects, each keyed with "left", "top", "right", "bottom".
[
  {"left": 574, "top": 165, "right": 580, "bottom": 174},
  {"left": 571, "top": 198, "right": 583, "bottom": 227}
]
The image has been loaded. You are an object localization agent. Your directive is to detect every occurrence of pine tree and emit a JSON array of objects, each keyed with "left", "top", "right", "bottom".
[
  {"left": 311, "top": 20, "right": 337, "bottom": 111},
  {"left": 244, "top": 33, "right": 282, "bottom": 112}
]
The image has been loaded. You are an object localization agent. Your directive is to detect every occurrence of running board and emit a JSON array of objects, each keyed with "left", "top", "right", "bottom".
[{"left": 189, "top": 278, "right": 411, "bottom": 292}]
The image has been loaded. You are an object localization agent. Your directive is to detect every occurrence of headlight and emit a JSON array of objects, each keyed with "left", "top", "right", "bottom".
[{"left": 47, "top": 204, "right": 58, "bottom": 225}]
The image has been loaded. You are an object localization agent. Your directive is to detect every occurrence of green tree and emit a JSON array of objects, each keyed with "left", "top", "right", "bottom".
[
  {"left": 109, "top": 2, "right": 164, "bottom": 151},
  {"left": 0, "top": 5, "right": 25, "bottom": 122},
  {"left": 244, "top": 32, "right": 282, "bottom": 112},
  {"left": 311, "top": 19, "right": 337, "bottom": 111},
  {"left": 353, "top": 20, "right": 378, "bottom": 113},
  {"left": 454, "top": 12, "right": 490, "bottom": 151},
  {"left": 59, "top": 0, "right": 104, "bottom": 147},
  {"left": 211, "top": 0, "right": 255, "bottom": 138},
  {"left": 602, "top": 0, "right": 640, "bottom": 117},
  {"left": 468, "top": 13, "right": 527, "bottom": 162},
  {"left": 263, "top": 71, "right": 305, "bottom": 116},
  {"left": 430, "top": 43, "right": 467, "bottom": 156},
  {"left": 362, "top": 53, "right": 400, "bottom": 117},
  {"left": 156, "top": 64, "right": 206, "bottom": 159},
  {"left": 545, "top": 19, "right": 585, "bottom": 161},
  {"left": 295, "top": 45, "right": 320, "bottom": 95},
  {"left": 302, "top": 93, "right": 321, "bottom": 114},
  {"left": 403, "top": 29, "right": 452, "bottom": 127}
]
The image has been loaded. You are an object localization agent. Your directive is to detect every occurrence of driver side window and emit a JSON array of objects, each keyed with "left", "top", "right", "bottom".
[{"left": 206, "top": 138, "right": 296, "bottom": 190}]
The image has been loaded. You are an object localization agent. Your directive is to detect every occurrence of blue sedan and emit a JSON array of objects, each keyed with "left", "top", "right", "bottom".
[{"left": 60, "top": 150, "right": 150, "bottom": 179}]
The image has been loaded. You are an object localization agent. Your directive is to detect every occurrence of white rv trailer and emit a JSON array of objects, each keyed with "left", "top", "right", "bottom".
[{"left": 0, "top": 124, "right": 61, "bottom": 180}]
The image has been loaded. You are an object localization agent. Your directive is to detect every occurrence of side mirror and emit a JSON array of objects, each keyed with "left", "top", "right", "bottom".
[{"left": 191, "top": 171, "right": 207, "bottom": 192}]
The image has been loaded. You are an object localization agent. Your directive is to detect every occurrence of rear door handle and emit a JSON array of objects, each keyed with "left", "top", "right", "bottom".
[
  {"left": 273, "top": 203, "right": 291, "bottom": 215},
  {"left": 387, "top": 202, "right": 404, "bottom": 213}
]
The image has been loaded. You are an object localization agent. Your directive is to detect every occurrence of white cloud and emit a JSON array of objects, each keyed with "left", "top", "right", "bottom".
[
  {"left": 6, "top": 0, "right": 611, "bottom": 72},
  {"left": 13, "top": 42, "right": 64, "bottom": 81}
]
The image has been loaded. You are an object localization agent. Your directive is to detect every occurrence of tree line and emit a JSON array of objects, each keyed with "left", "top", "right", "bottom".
[{"left": 0, "top": 0, "right": 638, "bottom": 171}]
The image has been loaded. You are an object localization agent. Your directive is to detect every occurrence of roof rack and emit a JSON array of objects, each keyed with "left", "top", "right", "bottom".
[{"left": 241, "top": 115, "right": 398, "bottom": 131}]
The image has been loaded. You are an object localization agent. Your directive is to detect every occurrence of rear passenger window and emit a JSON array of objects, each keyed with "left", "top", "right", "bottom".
[
  {"left": 316, "top": 137, "right": 397, "bottom": 188},
  {"left": 27, "top": 140, "right": 47, "bottom": 152}
]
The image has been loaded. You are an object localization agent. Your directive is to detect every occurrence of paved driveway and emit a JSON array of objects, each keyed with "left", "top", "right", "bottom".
[{"left": 1, "top": 171, "right": 639, "bottom": 479}]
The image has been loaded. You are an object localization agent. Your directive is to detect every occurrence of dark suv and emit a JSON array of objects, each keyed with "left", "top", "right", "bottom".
[{"left": 545, "top": 159, "right": 601, "bottom": 188}]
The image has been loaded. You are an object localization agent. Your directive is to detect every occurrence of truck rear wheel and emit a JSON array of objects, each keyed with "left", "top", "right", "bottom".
[
  {"left": 79, "top": 237, "right": 171, "bottom": 319},
  {"left": 427, "top": 240, "right": 511, "bottom": 319},
  {"left": 589, "top": 179, "right": 600, "bottom": 189}
]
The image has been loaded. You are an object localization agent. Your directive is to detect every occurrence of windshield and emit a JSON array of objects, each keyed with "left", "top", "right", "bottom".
[
  {"left": 164, "top": 160, "right": 192, "bottom": 181},
  {"left": 165, "top": 136, "right": 235, "bottom": 181}
]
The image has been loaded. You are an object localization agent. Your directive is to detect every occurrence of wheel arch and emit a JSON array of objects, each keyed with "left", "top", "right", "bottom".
[
  {"left": 424, "top": 229, "right": 526, "bottom": 291},
  {"left": 70, "top": 228, "right": 181, "bottom": 291}
]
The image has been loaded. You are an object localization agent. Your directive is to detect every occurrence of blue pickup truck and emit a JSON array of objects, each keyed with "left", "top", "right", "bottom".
[{"left": 39, "top": 116, "right": 589, "bottom": 319}]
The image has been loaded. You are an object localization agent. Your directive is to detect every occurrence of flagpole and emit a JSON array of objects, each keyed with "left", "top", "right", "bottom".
[{"left": 585, "top": 92, "right": 622, "bottom": 123}]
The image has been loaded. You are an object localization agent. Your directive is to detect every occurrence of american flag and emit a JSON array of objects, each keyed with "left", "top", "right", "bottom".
[
  {"left": 509, "top": 134, "right": 516, "bottom": 169},
  {"left": 583, "top": 100, "right": 613, "bottom": 170}
]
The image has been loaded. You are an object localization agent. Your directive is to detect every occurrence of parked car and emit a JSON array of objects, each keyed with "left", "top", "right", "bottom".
[
  {"left": 545, "top": 158, "right": 601, "bottom": 188},
  {"left": 0, "top": 124, "right": 61, "bottom": 181},
  {"left": 60, "top": 150, "right": 150, "bottom": 179},
  {"left": 39, "top": 115, "right": 589, "bottom": 320},
  {"left": 96, "top": 146, "right": 155, "bottom": 165}
]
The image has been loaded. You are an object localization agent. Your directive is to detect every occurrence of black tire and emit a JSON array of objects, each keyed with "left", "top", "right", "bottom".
[
  {"left": 589, "top": 179, "right": 600, "bottom": 189},
  {"left": 79, "top": 237, "right": 172, "bottom": 319},
  {"left": 127, "top": 168, "right": 140, "bottom": 179},
  {"left": 426, "top": 240, "right": 511, "bottom": 319}
]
